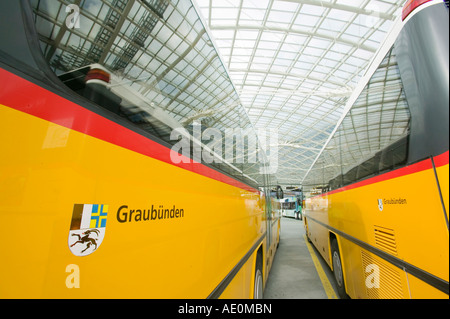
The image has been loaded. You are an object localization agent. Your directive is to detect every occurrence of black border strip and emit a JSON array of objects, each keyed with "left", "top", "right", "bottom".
[
  {"left": 207, "top": 232, "right": 266, "bottom": 299},
  {"left": 306, "top": 215, "right": 449, "bottom": 295}
]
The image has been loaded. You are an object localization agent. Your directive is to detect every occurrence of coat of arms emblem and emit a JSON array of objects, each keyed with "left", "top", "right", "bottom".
[{"left": 68, "top": 204, "right": 108, "bottom": 256}]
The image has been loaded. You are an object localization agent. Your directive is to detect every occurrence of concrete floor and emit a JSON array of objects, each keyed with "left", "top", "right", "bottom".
[{"left": 263, "top": 217, "right": 339, "bottom": 299}]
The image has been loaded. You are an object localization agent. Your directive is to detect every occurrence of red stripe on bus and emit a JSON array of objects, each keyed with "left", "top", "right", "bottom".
[
  {"left": 0, "top": 68, "right": 258, "bottom": 193},
  {"left": 318, "top": 156, "right": 436, "bottom": 198},
  {"left": 433, "top": 150, "right": 449, "bottom": 168}
]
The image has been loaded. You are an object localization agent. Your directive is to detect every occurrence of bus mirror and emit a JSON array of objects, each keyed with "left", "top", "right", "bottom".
[{"left": 276, "top": 185, "right": 283, "bottom": 199}]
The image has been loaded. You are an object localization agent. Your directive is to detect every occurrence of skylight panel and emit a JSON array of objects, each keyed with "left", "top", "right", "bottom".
[
  {"left": 215, "top": 39, "right": 233, "bottom": 50},
  {"left": 255, "top": 48, "right": 277, "bottom": 59},
  {"left": 251, "top": 56, "right": 272, "bottom": 65},
  {"left": 340, "top": 33, "right": 363, "bottom": 44},
  {"left": 261, "top": 31, "right": 285, "bottom": 42},
  {"left": 352, "top": 48, "right": 374, "bottom": 61},
  {"left": 300, "top": 4, "right": 326, "bottom": 16},
  {"left": 302, "top": 46, "right": 324, "bottom": 58},
  {"left": 257, "top": 40, "right": 279, "bottom": 50},
  {"left": 211, "top": 7, "right": 239, "bottom": 20},
  {"left": 276, "top": 50, "right": 297, "bottom": 61},
  {"left": 369, "top": 0, "right": 396, "bottom": 13},
  {"left": 240, "top": 8, "right": 266, "bottom": 22},
  {"left": 345, "top": 55, "right": 366, "bottom": 68},
  {"left": 284, "top": 33, "right": 305, "bottom": 47},
  {"left": 294, "top": 13, "right": 321, "bottom": 28},
  {"left": 236, "top": 30, "right": 259, "bottom": 40},
  {"left": 234, "top": 39, "right": 256, "bottom": 49},
  {"left": 233, "top": 48, "right": 253, "bottom": 58},
  {"left": 345, "top": 22, "right": 370, "bottom": 38},
  {"left": 268, "top": 10, "right": 295, "bottom": 23},
  {"left": 263, "top": 109, "right": 278, "bottom": 117},
  {"left": 247, "top": 64, "right": 267, "bottom": 72},
  {"left": 213, "top": 30, "right": 235, "bottom": 39},
  {"left": 271, "top": 65, "right": 289, "bottom": 74}
]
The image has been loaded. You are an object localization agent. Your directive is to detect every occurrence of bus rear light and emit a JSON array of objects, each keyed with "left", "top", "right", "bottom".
[
  {"left": 402, "top": 0, "right": 432, "bottom": 20},
  {"left": 85, "top": 68, "right": 111, "bottom": 83}
]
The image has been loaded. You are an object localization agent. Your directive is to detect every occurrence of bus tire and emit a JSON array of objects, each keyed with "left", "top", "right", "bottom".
[
  {"left": 304, "top": 219, "right": 312, "bottom": 243},
  {"left": 331, "top": 239, "right": 348, "bottom": 299},
  {"left": 276, "top": 224, "right": 280, "bottom": 248},
  {"left": 253, "top": 253, "right": 263, "bottom": 299}
]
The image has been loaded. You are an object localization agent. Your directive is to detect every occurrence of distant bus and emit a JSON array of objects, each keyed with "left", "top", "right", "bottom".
[
  {"left": 281, "top": 195, "right": 302, "bottom": 220},
  {"left": 303, "top": 0, "right": 448, "bottom": 299}
]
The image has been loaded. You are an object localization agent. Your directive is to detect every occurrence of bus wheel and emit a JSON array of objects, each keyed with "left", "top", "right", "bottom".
[
  {"left": 331, "top": 239, "right": 348, "bottom": 299},
  {"left": 276, "top": 224, "right": 280, "bottom": 248},
  {"left": 253, "top": 254, "right": 263, "bottom": 299}
]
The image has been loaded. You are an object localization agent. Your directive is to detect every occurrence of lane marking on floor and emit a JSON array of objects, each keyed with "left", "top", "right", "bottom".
[{"left": 304, "top": 235, "right": 338, "bottom": 299}]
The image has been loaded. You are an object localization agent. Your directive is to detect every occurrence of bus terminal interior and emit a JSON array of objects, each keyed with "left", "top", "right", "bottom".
[{"left": 0, "top": 0, "right": 448, "bottom": 300}]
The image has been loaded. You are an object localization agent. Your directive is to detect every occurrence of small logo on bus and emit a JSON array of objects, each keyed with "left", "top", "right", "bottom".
[{"left": 68, "top": 204, "right": 108, "bottom": 256}]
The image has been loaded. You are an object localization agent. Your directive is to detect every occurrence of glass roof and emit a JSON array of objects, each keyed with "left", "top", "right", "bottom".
[
  {"left": 302, "top": 45, "right": 410, "bottom": 189},
  {"left": 31, "top": 0, "right": 408, "bottom": 188},
  {"left": 195, "top": 0, "right": 406, "bottom": 186}
]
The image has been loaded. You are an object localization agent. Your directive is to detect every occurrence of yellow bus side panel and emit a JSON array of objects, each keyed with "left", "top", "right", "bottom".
[
  {"left": 0, "top": 105, "right": 266, "bottom": 298},
  {"left": 435, "top": 163, "right": 449, "bottom": 222},
  {"left": 306, "top": 160, "right": 449, "bottom": 298},
  {"left": 220, "top": 249, "right": 260, "bottom": 299},
  {"left": 305, "top": 215, "right": 331, "bottom": 267}
]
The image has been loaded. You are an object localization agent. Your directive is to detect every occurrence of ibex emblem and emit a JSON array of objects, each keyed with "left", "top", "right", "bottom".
[
  {"left": 70, "top": 229, "right": 100, "bottom": 253},
  {"left": 68, "top": 204, "right": 108, "bottom": 256}
]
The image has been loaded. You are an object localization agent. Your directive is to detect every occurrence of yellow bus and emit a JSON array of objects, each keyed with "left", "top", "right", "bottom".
[
  {"left": 303, "top": 0, "right": 448, "bottom": 299},
  {"left": 0, "top": 0, "right": 281, "bottom": 298}
]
